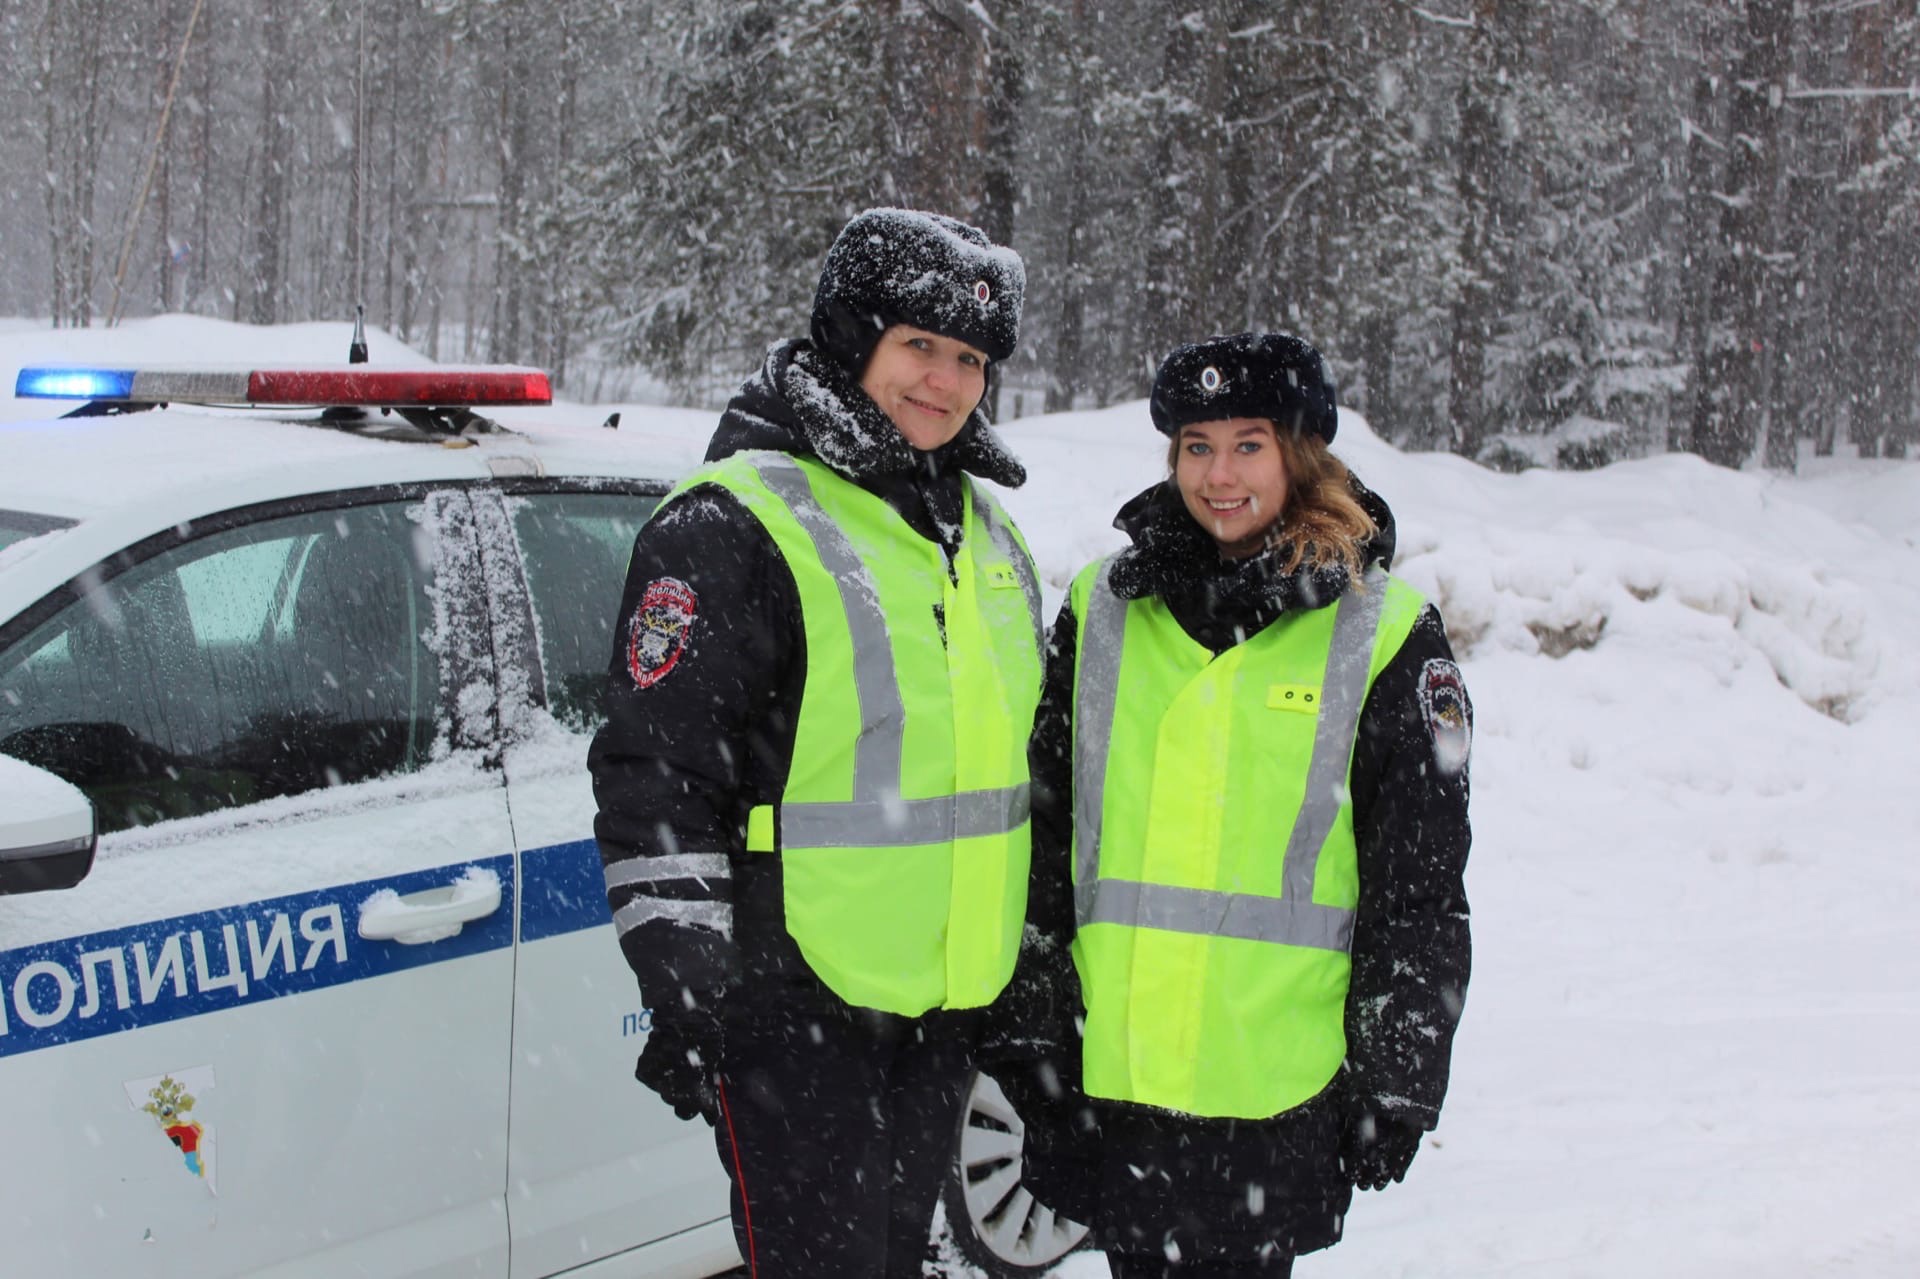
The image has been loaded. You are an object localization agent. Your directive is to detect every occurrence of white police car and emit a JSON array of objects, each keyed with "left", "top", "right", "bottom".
[{"left": 0, "top": 355, "right": 1087, "bottom": 1278}]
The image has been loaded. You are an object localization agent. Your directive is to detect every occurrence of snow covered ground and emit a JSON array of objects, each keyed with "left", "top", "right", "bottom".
[{"left": 6, "top": 317, "right": 1919, "bottom": 1277}]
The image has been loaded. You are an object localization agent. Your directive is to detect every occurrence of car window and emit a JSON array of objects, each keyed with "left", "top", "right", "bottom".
[
  {"left": 506, "top": 491, "right": 656, "bottom": 730},
  {"left": 0, "top": 500, "right": 441, "bottom": 833}
]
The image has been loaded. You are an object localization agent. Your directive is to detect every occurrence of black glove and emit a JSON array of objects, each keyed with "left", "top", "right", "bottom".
[
  {"left": 634, "top": 1010, "right": 722, "bottom": 1125},
  {"left": 1341, "top": 1107, "right": 1425, "bottom": 1191}
]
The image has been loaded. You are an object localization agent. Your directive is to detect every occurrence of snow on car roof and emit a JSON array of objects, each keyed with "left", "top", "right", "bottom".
[
  {"left": 0, "top": 399, "right": 707, "bottom": 621},
  {"left": 0, "top": 406, "right": 491, "bottom": 522}
]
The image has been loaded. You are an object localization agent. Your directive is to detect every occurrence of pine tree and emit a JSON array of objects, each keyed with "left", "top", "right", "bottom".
[{"left": 536, "top": 0, "right": 1013, "bottom": 397}]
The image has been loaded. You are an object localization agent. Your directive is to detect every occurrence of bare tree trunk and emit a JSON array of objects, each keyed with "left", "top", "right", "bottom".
[
  {"left": 1448, "top": 0, "right": 1517, "bottom": 461},
  {"left": 71, "top": 2, "right": 103, "bottom": 328},
  {"left": 1361, "top": 312, "right": 1397, "bottom": 439},
  {"left": 1674, "top": 11, "right": 1725, "bottom": 456},
  {"left": 1831, "top": 0, "right": 1915, "bottom": 459},
  {"left": 245, "top": 0, "right": 293, "bottom": 325},
  {"left": 490, "top": 0, "right": 532, "bottom": 363},
  {"left": 882, "top": 0, "right": 991, "bottom": 218},
  {"left": 544, "top": 0, "right": 582, "bottom": 381},
  {"left": 1692, "top": 0, "right": 1791, "bottom": 468},
  {"left": 155, "top": 0, "right": 175, "bottom": 314},
  {"left": 38, "top": 0, "right": 112, "bottom": 326},
  {"left": 1042, "top": 0, "right": 1094, "bottom": 412},
  {"left": 348, "top": 0, "right": 368, "bottom": 314},
  {"left": 189, "top": 4, "right": 211, "bottom": 310},
  {"left": 979, "top": 0, "right": 1022, "bottom": 246},
  {"left": 38, "top": 1, "right": 69, "bottom": 325}
]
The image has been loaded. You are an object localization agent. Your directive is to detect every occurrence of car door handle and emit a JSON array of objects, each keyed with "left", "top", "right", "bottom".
[{"left": 358, "top": 870, "right": 502, "bottom": 945}]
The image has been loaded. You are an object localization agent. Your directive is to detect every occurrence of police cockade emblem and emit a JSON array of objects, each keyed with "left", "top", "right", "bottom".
[
  {"left": 1200, "top": 365, "right": 1222, "bottom": 392},
  {"left": 974, "top": 280, "right": 992, "bottom": 305}
]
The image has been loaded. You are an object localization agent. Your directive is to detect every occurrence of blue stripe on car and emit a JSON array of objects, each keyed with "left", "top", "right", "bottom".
[
  {"left": 0, "top": 855, "right": 515, "bottom": 1060},
  {"left": 518, "top": 838, "right": 609, "bottom": 942}
]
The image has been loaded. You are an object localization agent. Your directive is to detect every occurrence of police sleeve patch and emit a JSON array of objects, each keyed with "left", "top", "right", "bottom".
[
  {"left": 1418, "top": 657, "right": 1472, "bottom": 777},
  {"left": 626, "top": 577, "right": 698, "bottom": 689}
]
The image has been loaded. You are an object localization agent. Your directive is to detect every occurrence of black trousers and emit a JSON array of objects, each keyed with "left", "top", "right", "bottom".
[
  {"left": 711, "top": 990, "right": 978, "bottom": 1279},
  {"left": 1107, "top": 1254, "right": 1295, "bottom": 1279}
]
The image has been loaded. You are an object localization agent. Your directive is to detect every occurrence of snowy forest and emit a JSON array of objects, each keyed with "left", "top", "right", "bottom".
[{"left": 2, "top": 0, "right": 1916, "bottom": 469}]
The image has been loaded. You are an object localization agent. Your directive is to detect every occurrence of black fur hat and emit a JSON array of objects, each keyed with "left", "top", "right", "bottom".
[
  {"left": 1149, "top": 331, "right": 1339, "bottom": 443},
  {"left": 810, "top": 208, "right": 1025, "bottom": 377}
]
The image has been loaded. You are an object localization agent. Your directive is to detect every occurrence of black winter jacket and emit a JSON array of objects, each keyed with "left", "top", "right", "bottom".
[
  {"left": 1017, "top": 477, "right": 1473, "bottom": 1261},
  {"left": 587, "top": 338, "right": 1029, "bottom": 1028}
]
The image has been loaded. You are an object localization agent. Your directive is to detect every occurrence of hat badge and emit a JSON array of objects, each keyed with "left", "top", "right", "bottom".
[
  {"left": 1200, "top": 366, "right": 1222, "bottom": 393},
  {"left": 973, "top": 280, "right": 992, "bottom": 305}
]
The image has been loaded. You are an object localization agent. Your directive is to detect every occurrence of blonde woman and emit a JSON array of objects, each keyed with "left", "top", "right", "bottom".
[{"left": 1004, "top": 332, "right": 1474, "bottom": 1277}]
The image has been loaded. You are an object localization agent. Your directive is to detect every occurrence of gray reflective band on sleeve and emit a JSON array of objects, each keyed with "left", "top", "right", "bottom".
[
  {"left": 1084, "top": 878, "right": 1355, "bottom": 952},
  {"left": 755, "top": 456, "right": 905, "bottom": 796},
  {"left": 975, "top": 488, "right": 1044, "bottom": 647},
  {"left": 1073, "top": 561, "right": 1126, "bottom": 925},
  {"left": 603, "top": 853, "right": 732, "bottom": 890},
  {"left": 1281, "top": 566, "right": 1387, "bottom": 905},
  {"left": 779, "top": 784, "right": 1031, "bottom": 848},
  {"left": 612, "top": 897, "right": 734, "bottom": 938}
]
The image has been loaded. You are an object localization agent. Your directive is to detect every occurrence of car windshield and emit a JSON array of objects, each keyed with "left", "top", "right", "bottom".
[{"left": 0, "top": 508, "right": 77, "bottom": 555}]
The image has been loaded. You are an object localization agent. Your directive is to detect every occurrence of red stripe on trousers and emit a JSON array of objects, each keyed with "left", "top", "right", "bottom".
[{"left": 717, "top": 1079, "right": 758, "bottom": 1277}]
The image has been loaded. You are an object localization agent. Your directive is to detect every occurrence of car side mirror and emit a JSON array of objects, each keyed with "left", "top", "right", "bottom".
[{"left": 0, "top": 755, "right": 97, "bottom": 895}]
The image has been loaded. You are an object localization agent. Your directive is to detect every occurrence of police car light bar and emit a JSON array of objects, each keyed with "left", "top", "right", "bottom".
[{"left": 14, "top": 364, "right": 552, "bottom": 408}]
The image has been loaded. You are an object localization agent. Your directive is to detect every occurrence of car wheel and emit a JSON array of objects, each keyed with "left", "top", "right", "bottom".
[{"left": 943, "top": 1068, "right": 1092, "bottom": 1276}]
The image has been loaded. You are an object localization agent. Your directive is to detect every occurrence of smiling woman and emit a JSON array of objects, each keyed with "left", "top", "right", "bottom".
[
  {"left": 859, "top": 325, "right": 990, "bottom": 451},
  {"left": 588, "top": 207, "right": 1048, "bottom": 1279},
  {"left": 1006, "top": 330, "right": 1474, "bottom": 1278},
  {"left": 1172, "top": 416, "right": 1291, "bottom": 557}
]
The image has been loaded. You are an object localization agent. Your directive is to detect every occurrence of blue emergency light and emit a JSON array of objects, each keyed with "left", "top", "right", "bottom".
[{"left": 15, "top": 367, "right": 138, "bottom": 400}]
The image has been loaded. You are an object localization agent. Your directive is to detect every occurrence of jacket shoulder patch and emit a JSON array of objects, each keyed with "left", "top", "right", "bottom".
[
  {"left": 627, "top": 577, "right": 698, "bottom": 689},
  {"left": 1418, "top": 657, "right": 1471, "bottom": 777}
]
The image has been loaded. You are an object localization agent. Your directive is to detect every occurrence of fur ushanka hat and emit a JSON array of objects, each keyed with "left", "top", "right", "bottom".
[
  {"left": 1149, "top": 331, "right": 1339, "bottom": 443},
  {"left": 809, "top": 208, "right": 1026, "bottom": 377}
]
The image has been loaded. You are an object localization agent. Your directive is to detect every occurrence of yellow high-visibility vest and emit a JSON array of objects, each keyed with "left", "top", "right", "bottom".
[
  {"left": 1068, "top": 557, "right": 1424, "bottom": 1118},
  {"left": 674, "top": 452, "right": 1043, "bottom": 1014}
]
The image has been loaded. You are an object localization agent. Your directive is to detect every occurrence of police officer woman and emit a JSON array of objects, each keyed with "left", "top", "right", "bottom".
[
  {"left": 588, "top": 209, "right": 1043, "bottom": 1278},
  {"left": 1008, "top": 332, "right": 1473, "bottom": 1276}
]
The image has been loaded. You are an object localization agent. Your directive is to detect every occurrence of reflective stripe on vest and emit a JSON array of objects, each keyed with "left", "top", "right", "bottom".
[
  {"left": 1073, "top": 562, "right": 1388, "bottom": 952},
  {"left": 675, "top": 452, "right": 1043, "bottom": 1014},
  {"left": 1068, "top": 559, "right": 1422, "bottom": 1118}
]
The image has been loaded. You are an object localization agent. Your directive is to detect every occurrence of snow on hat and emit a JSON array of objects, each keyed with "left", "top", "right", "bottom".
[
  {"left": 809, "top": 207, "right": 1025, "bottom": 377},
  {"left": 1149, "top": 331, "right": 1339, "bottom": 443}
]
